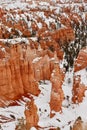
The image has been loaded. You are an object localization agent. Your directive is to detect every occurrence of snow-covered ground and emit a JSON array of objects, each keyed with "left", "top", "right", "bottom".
[{"left": 0, "top": 69, "right": 87, "bottom": 130}]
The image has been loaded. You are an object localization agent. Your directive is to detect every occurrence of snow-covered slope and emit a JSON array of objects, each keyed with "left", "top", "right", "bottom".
[{"left": 0, "top": 71, "right": 87, "bottom": 130}]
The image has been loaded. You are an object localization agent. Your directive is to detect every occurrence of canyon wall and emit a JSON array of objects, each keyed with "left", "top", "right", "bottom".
[
  {"left": 0, "top": 43, "right": 64, "bottom": 106},
  {"left": 0, "top": 44, "right": 40, "bottom": 103}
]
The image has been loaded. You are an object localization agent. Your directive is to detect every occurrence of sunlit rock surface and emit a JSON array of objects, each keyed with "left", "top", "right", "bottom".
[
  {"left": 50, "top": 63, "right": 64, "bottom": 112},
  {"left": 25, "top": 99, "right": 39, "bottom": 129},
  {"left": 0, "top": 43, "right": 64, "bottom": 105},
  {"left": 74, "top": 48, "right": 87, "bottom": 72},
  {"left": 72, "top": 75, "right": 86, "bottom": 103}
]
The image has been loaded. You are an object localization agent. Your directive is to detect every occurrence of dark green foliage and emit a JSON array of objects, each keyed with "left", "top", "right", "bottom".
[{"left": 63, "top": 20, "right": 87, "bottom": 71}]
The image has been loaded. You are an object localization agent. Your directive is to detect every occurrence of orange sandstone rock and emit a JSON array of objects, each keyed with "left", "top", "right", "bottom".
[
  {"left": 0, "top": 44, "right": 40, "bottom": 103},
  {"left": 33, "top": 55, "right": 51, "bottom": 81},
  {"left": 0, "top": 42, "right": 64, "bottom": 105},
  {"left": 50, "top": 62, "right": 64, "bottom": 113},
  {"left": 74, "top": 48, "right": 87, "bottom": 72},
  {"left": 72, "top": 75, "right": 86, "bottom": 103},
  {"left": 25, "top": 99, "right": 39, "bottom": 129},
  {"left": 72, "top": 117, "right": 83, "bottom": 130},
  {"left": 51, "top": 27, "right": 75, "bottom": 46}
]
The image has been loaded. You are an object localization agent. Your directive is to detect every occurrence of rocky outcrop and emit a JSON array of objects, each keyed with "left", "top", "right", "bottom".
[
  {"left": 74, "top": 48, "right": 87, "bottom": 72},
  {"left": 51, "top": 28, "right": 75, "bottom": 45},
  {"left": 32, "top": 49, "right": 63, "bottom": 81},
  {"left": 0, "top": 43, "right": 64, "bottom": 105},
  {"left": 72, "top": 75, "right": 86, "bottom": 103},
  {"left": 24, "top": 99, "right": 39, "bottom": 129},
  {"left": 50, "top": 62, "right": 64, "bottom": 113},
  {"left": 72, "top": 117, "right": 87, "bottom": 130},
  {"left": 0, "top": 44, "right": 40, "bottom": 103},
  {"left": 33, "top": 55, "right": 51, "bottom": 81}
]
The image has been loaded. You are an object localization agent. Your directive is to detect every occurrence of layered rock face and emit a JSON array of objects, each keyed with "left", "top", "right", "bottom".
[
  {"left": 0, "top": 43, "right": 64, "bottom": 104},
  {"left": 33, "top": 55, "right": 51, "bottom": 81},
  {"left": 0, "top": 44, "right": 40, "bottom": 102}
]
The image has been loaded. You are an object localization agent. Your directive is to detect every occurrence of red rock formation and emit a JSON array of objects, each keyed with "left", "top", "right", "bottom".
[
  {"left": 72, "top": 75, "right": 86, "bottom": 103},
  {"left": 72, "top": 117, "right": 83, "bottom": 130},
  {"left": 51, "top": 28, "right": 75, "bottom": 46},
  {"left": 50, "top": 62, "right": 64, "bottom": 113},
  {"left": 0, "top": 42, "right": 64, "bottom": 105},
  {"left": 72, "top": 117, "right": 87, "bottom": 130},
  {"left": 0, "top": 8, "right": 4, "bottom": 18},
  {"left": 33, "top": 50, "right": 63, "bottom": 82},
  {"left": 0, "top": 44, "right": 40, "bottom": 103},
  {"left": 25, "top": 99, "right": 39, "bottom": 129},
  {"left": 33, "top": 55, "right": 51, "bottom": 81},
  {"left": 60, "top": 15, "right": 71, "bottom": 27},
  {"left": 74, "top": 48, "right": 87, "bottom": 72}
]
